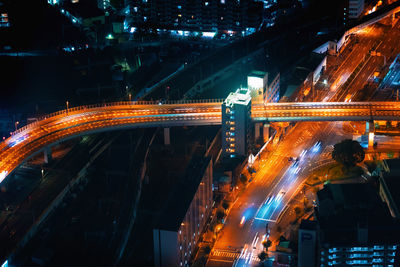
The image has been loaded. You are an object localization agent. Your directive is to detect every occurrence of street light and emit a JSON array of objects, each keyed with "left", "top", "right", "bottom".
[
  {"left": 66, "top": 101, "right": 69, "bottom": 114},
  {"left": 15, "top": 121, "right": 19, "bottom": 131},
  {"left": 128, "top": 93, "right": 132, "bottom": 102}
]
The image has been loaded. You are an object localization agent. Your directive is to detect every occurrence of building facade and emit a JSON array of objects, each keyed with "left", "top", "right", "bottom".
[
  {"left": 153, "top": 156, "right": 213, "bottom": 267},
  {"left": 315, "top": 183, "right": 400, "bottom": 267},
  {"left": 247, "top": 70, "right": 280, "bottom": 104},
  {"left": 347, "top": 0, "right": 364, "bottom": 19},
  {"left": 124, "top": 0, "right": 264, "bottom": 33},
  {"left": 221, "top": 88, "right": 252, "bottom": 159},
  {"left": 320, "top": 245, "right": 398, "bottom": 266}
]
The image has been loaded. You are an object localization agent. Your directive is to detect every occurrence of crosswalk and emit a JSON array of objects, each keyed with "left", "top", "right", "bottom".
[{"left": 211, "top": 249, "right": 260, "bottom": 262}]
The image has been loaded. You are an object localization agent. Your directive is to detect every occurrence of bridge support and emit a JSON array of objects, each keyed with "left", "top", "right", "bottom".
[
  {"left": 263, "top": 123, "right": 270, "bottom": 143},
  {"left": 44, "top": 147, "right": 52, "bottom": 164},
  {"left": 164, "top": 128, "right": 170, "bottom": 146},
  {"left": 365, "top": 121, "right": 375, "bottom": 149}
]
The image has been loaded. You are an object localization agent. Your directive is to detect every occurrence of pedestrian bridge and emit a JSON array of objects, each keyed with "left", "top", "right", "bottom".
[{"left": 1, "top": 100, "right": 400, "bottom": 183}]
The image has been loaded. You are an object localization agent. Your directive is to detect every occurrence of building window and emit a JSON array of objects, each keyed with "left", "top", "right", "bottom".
[{"left": 205, "top": 2, "right": 209, "bottom": 6}]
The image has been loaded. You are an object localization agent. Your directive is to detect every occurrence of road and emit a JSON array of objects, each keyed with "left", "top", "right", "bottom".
[
  {"left": 2, "top": 100, "right": 400, "bottom": 186},
  {"left": 208, "top": 16, "right": 400, "bottom": 267},
  {"left": 207, "top": 121, "right": 349, "bottom": 267}
]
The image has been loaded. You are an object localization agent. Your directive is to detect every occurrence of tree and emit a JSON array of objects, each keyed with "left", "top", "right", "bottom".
[
  {"left": 216, "top": 209, "right": 225, "bottom": 221},
  {"left": 332, "top": 139, "right": 365, "bottom": 169},
  {"left": 203, "top": 245, "right": 211, "bottom": 254},
  {"left": 239, "top": 174, "right": 248, "bottom": 184},
  {"left": 294, "top": 206, "right": 302, "bottom": 217},
  {"left": 258, "top": 251, "right": 267, "bottom": 262},
  {"left": 262, "top": 239, "right": 272, "bottom": 250},
  {"left": 222, "top": 201, "right": 229, "bottom": 210}
]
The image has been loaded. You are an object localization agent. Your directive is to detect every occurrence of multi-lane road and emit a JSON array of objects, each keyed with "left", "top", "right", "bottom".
[
  {"left": 2, "top": 101, "right": 400, "bottom": 186},
  {"left": 208, "top": 16, "right": 400, "bottom": 267}
]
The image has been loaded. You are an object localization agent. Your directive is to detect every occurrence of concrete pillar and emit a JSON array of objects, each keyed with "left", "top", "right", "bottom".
[
  {"left": 254, "top": 123, "right": 262, "bottom": 141},
  {"left": 263, "top": 123, "right": 270, "bottom": 143},
  {"left": 164, "top": 128, "right": 170, "bottom": 145},
  {"left": 44, "top": 146, "right": 52, "bottom": 164}
]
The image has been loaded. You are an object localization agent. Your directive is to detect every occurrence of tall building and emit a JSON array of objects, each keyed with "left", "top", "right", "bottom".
[
  {"left": 315, "top": 183, "right": 400, "bottom": 267},
  {"left": 247, "top": 70, "right": 280, "bottom": 104},
  {"left": 124, "top": 0, "right": 264, "bottom": 33},
  {"left": 346, "top": 0, "right": 364, "bottom": 19},
  {"left": 153, "top": 156, "right": 213, "bottom": 267},
  {"left": 221, "top": 88, "right": 252, "bottom": 159}
]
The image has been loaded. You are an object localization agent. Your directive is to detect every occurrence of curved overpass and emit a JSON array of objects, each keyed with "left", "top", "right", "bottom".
[
  {"left": 0, "top": 100, "right": 223, "bottom": 183},
  {"left": 1, "top": 100, "right": 400, "bottom": 183}
]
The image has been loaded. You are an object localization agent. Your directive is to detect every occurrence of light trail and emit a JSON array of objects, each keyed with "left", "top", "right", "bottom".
[{"left": 1, "top": 101, "right": 400, "bottom": 183}]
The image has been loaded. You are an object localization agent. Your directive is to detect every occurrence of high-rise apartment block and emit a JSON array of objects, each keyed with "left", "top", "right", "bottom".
[
  {"left": 221, "top": 89, "right": 252, "bottom": 159},
  {"left": 124, "top": 0, "right": 264, "bottom": 33}
]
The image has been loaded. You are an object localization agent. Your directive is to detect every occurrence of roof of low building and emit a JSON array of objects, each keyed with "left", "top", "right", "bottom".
[
  {"left": 154, "top": 155, "right": 212, "bottom": 232},
  {"left": 316, "top": 183, "right": 400, "bottom": 246}
]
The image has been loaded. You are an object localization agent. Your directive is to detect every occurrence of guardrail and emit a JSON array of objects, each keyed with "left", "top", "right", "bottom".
[{"left": 10, "top": 99, "right": 224, "bottom": 137}]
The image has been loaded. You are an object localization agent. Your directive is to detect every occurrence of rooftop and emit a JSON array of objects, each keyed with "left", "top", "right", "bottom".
[
  {"left": 316, "top": 183, "right": 400, "bottom": 246},
  {"left": 154, "top": 156, "right": 212, "bottom": 232},
  {"left": 224, "top": 88, "right": 252, "bottom": 107}
]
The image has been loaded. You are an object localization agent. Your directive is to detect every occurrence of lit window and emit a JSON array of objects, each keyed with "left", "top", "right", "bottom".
[
  {"left": 230, "top": 143, "right": 235, "bottom": 147},
  {"left": 205, "top": 2, "right": 209, "bottom": 6},
  {"left": 178, "top": 5, "right": 181, "bottom": 9},
  {"left": 144, "top": 16, "right": 147, "bottom": 21},
  {"left": 221, "top": 0, "right": 225, "bottom": 3},
  {"left": 221, "top": 16, "right": 224, "bottom": 20},
  {"left": 178, "top": 14, "right": 182, "bottom": 17},
  {"left": 134, "top": 6, "right": 138, "bottom": 12}
]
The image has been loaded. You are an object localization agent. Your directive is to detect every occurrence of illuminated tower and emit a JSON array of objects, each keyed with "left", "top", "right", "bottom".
[{"left": 222, "top": 88, "right": 252, "bottom": 159}]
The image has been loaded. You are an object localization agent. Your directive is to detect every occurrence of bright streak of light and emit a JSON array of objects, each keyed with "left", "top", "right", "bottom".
[
  {"left": 275, "top": 190, "right": 285, "bottom": 202},
  {"left": 266, "top": 196, "right": 274, "bottom": 205},
  {"left": 8, "top": 134, "right": 28, "bottom": 148},
  {"left": 240, "top": 216, "right": 246, "bottom": 226},
  {"left": 1, "top": 260, "right": 8, "bottom": 267},
  {"left": 0, "top": 171, "right": 8, "bottom": 184},
  {"left": 311, "top": 141, "right": 322, "bottom": 153},
  {"left": 299, "top": 149, "right": 307, "bottom": 158}
]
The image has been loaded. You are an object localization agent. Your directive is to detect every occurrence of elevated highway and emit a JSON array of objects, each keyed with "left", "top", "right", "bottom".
[{"left": 1, "top": 100, "right": 400, "bottom": 183}]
